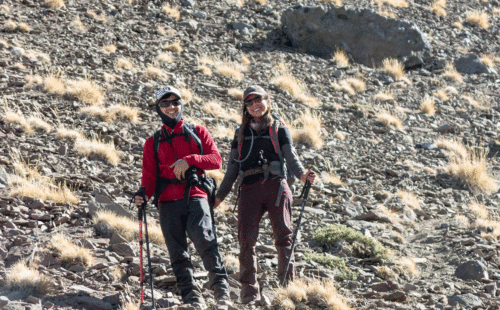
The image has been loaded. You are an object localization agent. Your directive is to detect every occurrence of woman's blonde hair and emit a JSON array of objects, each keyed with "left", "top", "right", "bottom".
[{"left": 237, "top": 95, "right": 272, "bottom": 146}]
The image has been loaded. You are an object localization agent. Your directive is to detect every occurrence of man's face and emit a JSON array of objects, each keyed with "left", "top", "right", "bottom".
[{"left": 158, "top": 94, "right": 181, "bottom": 118}]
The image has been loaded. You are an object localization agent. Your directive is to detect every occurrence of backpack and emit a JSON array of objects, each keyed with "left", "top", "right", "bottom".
[
  {"left": 151, "top": 123, "right": 217, "bottom": 208},
  {"left": 236, "top": 112, "right": 296, "bottom": 187}
]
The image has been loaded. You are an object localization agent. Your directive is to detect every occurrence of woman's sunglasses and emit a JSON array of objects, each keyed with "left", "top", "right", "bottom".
[
  {"left": 244, "top": 96, "right": 262, "bottom": 107},
  {"left": 158, "top": 99, "right": 181, "bottom": 108}
]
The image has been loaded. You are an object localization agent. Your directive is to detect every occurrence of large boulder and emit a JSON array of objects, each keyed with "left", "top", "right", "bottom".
[
  {"left": 281, "top": 5, "right": 432, "bottom": 68},
  {"left": 454, "top": 54, "right": 497, "bottom": 75}
]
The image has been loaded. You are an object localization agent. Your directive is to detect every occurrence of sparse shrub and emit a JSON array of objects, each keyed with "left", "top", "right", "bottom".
[
  {"left": 50, "top": 234, "right": 94, "bottom": 267},
  {"left": 273, "top": 278, "right": 351, "bottom": 310},
  {"left": 44, "top": 0, "right": 65, "bottom": 8},
  {"left": 162, "top": 4, "right": 180, "bottom": 20},
  {"left": 164, "top": 41, "right": 182, "bottom": 53},
  {"left": 290, "top": 111, "right": 323, "bottom": 149},
  {"left": 332, "top": 49, "right": 349, "bottom": 67},
  {"left": 74, "top": 138, "right": 120, "bottom": 165},
  {"left": 313, "top": 224, "right": 391, "bottom": 261},
  {"left": 158, "top": 52, "right": 173, "bottom": 63},
  {"left": 4, "top": 19, "right": 17, "bottom": 31},
  {"left": 70, "top": 17, "right": 85, "bottom": 31},
  {"left": 93, "top": 210, "right": 164, "bottom": 246},
  {"left": 376, "top": 112, "right": 403, "bottom": 129},
  {"left": 5, "top": 261, "right": 53, "bottom": 295},
  {"left": 432, "top": 0, "right": 446, "bottom": 16},
  {"left": 397, "top": 190, "right": 420, "bottom": 209},
  {"left": 43, "top": 76, "right": 65, "bottom": 95},
  {"left": 145, "top": 66, "right": 169, "bottom": 81},
  {"left": 304, "top": 253, "right": 358, "bottom": 280},
  {"left": 66, "top": 79, "right": 104, "bottom": 104},
  {"left": 373, "top": 90, "right": 394, "bottom": 102},
  {"left": 381, "top": 58, "right": 405, "bottom": 80},
  {"left": 116, "top": 58, "right": 136, "bottom": 72},
  {"left": 420, "top": 95, "right": 435, "bottom": 116},
  {"left": 466, "top": 11, "right": 489, "bottom": 29},
  {"left": 103, "top": 44, "right": 116, "bottom": 53}
]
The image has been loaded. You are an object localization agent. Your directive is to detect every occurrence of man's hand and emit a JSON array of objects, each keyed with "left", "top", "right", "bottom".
[
  {"left": 135, "top": 195, "right": 148, "bottom": 207},
  {"left": 134, "top": 187, "right": 148, "bottom": 208},
  {"left": 170, "top": 159, "right": 189, "bottom": 180},
  {"left": 300, "top": 170, "right": 316, "bottom": 184}
]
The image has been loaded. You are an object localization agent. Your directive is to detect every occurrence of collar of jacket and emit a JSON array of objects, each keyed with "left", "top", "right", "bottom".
[{"left": 162, "top": 119, "right": 185, "bottom": 135}]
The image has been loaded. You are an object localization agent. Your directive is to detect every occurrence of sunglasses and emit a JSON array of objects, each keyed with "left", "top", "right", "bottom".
[
  {"left": 158, "top": 99, "right": 181, "bottom": 108},
  {"left": 244, "top": 96, "right": 262, "bottom": 107}
]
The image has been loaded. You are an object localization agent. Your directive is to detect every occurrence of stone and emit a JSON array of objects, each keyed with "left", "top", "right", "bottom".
[
  {"left": 26, "top": 295, "right": 39, "bottom": 304},
  {"left": 455, "top": 260, "right": 488, "bottom": 281},
  {"left": 110, "top": 233, "right": 128, "bottom": 245},
  {"left": 281, "top": 5, "right": 431, "bottom": 67},
  {"left": 383, "top": 290, "right": 407, "bottom": 302},
  {"left": 57, "top": 144, "right": 68, "bottom": 156},
  {"left": 181, "top": 0, "right": 196, "bottom": 7},
  {"left": 74, "top": 296, "right": 112, "bottom": 310},
  {"left": 448, "top": 293, "right": 483, "bottom": 308},
  {"left": 0, "top": 296, "right": 9, "bottom": 308},
  {"left": 111, "top": 242, "right": 136, "bottom": 257},
  {"left": 42, "top": 301, "right": 54, "bottom": 309},
  {"left": 454, "top": 54, "right": 497, "bottom": 75}
]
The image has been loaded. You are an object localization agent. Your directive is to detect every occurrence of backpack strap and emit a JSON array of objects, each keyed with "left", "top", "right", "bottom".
[
  {"left": 269, "top": 113, "right": 286, "bottom": 178},
  {"left": 183, "top": 123, "right": 203, "bottom": 155}
]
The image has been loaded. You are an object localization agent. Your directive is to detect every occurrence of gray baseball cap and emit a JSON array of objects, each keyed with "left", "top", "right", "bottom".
[
  {"left": 156, "top": 86, "right": 182, "bottom": 102},
  {"left": 243, "top": 85, "right": 267, "bottom": 101}
]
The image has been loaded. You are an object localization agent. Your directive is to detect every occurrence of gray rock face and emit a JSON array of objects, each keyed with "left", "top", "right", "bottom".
[
  {"left": 281, "top": 5, "right": 432, "bottom": 67},
  {"left": 455, "top": 260, "right": 488, "bottom": 281},
  {"left": 454, "top": 54, "right": 497, "bottom": 75},
  {"left": 448, "top": 293, "right": 483, "bottom": 308}
]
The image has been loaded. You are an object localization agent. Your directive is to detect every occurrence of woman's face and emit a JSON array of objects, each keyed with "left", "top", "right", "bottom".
[
  {"left": 245, "top": 94, "right": 268, "bottom": 119},
  {"left": 158, "top": 94, "right": 180, "bottom": 118}
]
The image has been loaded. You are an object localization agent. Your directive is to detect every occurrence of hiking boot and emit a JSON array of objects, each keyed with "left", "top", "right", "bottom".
[
  {"left": 184, "top": 290, "right": 205, "bottom": 305},
  {"left": 215, "top": 293, "right": 232, "bottom": 306}
]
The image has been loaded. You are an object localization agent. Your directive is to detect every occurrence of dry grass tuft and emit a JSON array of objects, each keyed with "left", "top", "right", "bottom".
[
  {"left": 423, "top": 167, "right": 437, "bottom": 174},
  {"left": 50, "top": 234, "right": 94, "bottom": 267},
  {"left": 432, "top": 0, "right": 447, "bottom": 15},
  {"left": 214, "top": 58, "right": 245, "bottom": 81},
  {"left": 210, "top": 125, "right": 236, "bottom": 139},
  {"left": 334, "top": 131, "right": 346, "bottom": 141},
  {"left": 26, "top": 75, "right": 43, "bottom": 88},
  {"left": 18, "top": 22, "right": 30, "bottom": 32},
  {"left": 28, "top": 116, "right": 52, "bottom": 133},
  {"left": 103, "top": 44, "right": 117, "bottom": 53},
  {"left": 203, "top": 101, "right": 241, "bottom": 123},
  {"left": 444, "top": 63, "right": 463, "bottom": 83},
  {"left": 397, "top": 258, "right": 420, "bottom": 277},
  {"left": 452, "top": 21, "right": 463, "bottom": 30},
  {"left": 271, "top": 71, "right": 304, "bottom": 97},
  {"left": 223, "top": 254, "right": 239, "bottom": 274},
  {"left": 322, "top": 172, "right": 343, "bottom": 185},
  {"left": 274, "top": 278, "right": 351, "bottom": 310},
  {"left": 66, "top": 79, "right": 104, "bottom": 105},
  {"left": 379, "top": 9, "right": 397, "bottom": 18},
  {"left": 206, "top": 169, "right": 225, "bottom": 185},
  {"left": 436, "top": 138, "right": 468, "bottom": 159},
  {"left": 420, "top": 95, "right": 436, "bottom": 116},
  {"left": 75, "top": 138, "right": 120, "bottom": 165},
  {"left": 116, "top": 58, "right": 136, "bottom": 72},
  {"left": 374, "top": 90, "right": 394, "bottom": 102},
  {"left": 145, "top": 66, "right": 169, "bottom": 81},
  {"left": 45, "top": 0, "right": 65, "bottom": 8},
  {"left": 43, "top": 76, "right": 65, "bottom": 95},
  {"left": 376, "top": 0, "right": 408, "bottom": 7},
  {"left": 158, "top": 52, "right": 173, "bottom": 63},
  {"left": 93, "top": 210, "right": 165, "bottom": 246},
  {"left": 446, "top": 148, "right": 498, "bottom": 194},
  {"left": 57, "top": 125, "right": 83, "bottom": 141},
  {"left": 466, "top": 11, "right": 489, "bottom": 29},
  {"left": 290, "top": 111, "right": 324, "bottom": 149},
  {"left": 80, "top": 106, "right": 109, "bottom": 121},
  {"left": 120, "top": 302, "right": 140, "bottom": 310},
  {"left": 164, "top": 41, "right": 182, "bottom": 53},
  {"left": 376, "top": 112, "right": 403, "bottom": 129},
  {"left": 434, "top": 88, "right": 449, "bottom": 101},
  {"left": 0, "top": 4, "right": 10, "bottom": 14},
  {"left": 162, "top": 4, "right": 180, "bottom": 20},
  {"left": 494, "top": 8, "right": 500, "bottom": 15},
  {"left": 241, "top": 55, "right": 251, "bottom": 65},
  {"left": 4, "top": 19, "right": 16, "bottom": 31},
  {"left": 3, "top": 108, "right": 33, "bottom": 134},
  {"left": 463, "top": 95, "right": 488, "bottom": 110},
  {"left": 480, "top": 55, "right": 494, "bottom": 68},
  {"left": 382, "top": 58, "right": 405, "bottom": 80},
  {"left": 468, "top": 202, "right": 488, "bottom": 220},
  {"left": 5, "top": 261, "right": 53, "bottom": 294},
  {"left": 179, "top": 87, "right": 193, "bottom": 103},
  {"left": 333, "top": 49, "right": 349, "bottom": 67},
  {"left": 103, "top": 73, "right": 116, "bottom": 83},
  {"left": 228, "top": 88, "right": 244, "bottom": 100},
  {"left": 70, "top": 17, "right": 85, "bottom": 32},
  {"left": 397, "top": 190, "right": 420, "bottom": 209}
]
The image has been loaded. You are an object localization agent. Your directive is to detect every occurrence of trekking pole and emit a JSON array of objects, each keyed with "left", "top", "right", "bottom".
[
  {"left": 141, "top": 194, "right": 156, "bottom": 309},
  {"left": 137, "top": 199, "right": 145, "bottom": 304},
  {"left": 281, "top": 180, "right": 312, "bottom": 287}
]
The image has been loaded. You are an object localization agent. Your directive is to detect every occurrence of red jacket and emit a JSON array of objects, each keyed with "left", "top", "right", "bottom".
[{"left": 141, "top": 120, "right": 222, "bottom": 203}]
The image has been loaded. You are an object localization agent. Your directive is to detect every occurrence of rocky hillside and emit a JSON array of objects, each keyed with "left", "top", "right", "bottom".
[{"left": 1, "top": 0, "right": 500, "bottom": 309}]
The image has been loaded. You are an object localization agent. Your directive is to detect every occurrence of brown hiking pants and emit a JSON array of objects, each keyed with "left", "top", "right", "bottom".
[{"left": 238, "top": 177, "right": 294, "bottom": 301}]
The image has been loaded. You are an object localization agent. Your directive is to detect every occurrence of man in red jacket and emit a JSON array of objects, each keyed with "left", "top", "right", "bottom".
[{"left": 134, "top": 86, "right": 231, "bottom": 307}]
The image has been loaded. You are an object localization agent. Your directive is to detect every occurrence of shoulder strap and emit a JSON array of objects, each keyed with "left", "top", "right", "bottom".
[
  {"left": 270, "top": 112, "right": 287, "bottom": 177},
  {"left": 153, "top": 129, "right": 162, "bottom": 178},
  {"left": 183, "top": 123, "right": 203, "bottom": 155}
]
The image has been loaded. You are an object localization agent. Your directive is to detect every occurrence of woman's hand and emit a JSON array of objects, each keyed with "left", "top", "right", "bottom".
[
  {"left": 300, "top": 170, "right": 316, "bottom": 184},
  {"left": 135, "top": 195, "right": 148, "bottom": 207},
  {"left": 170, "top": 159, "right": 189, "bottom": 180},
  {"left": 213, "top": 197, "right": 222, "bottom": 209}
]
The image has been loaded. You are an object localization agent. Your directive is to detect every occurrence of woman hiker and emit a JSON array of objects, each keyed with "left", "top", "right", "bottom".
[
  {"left": 213, "top": 85, "right": 316, "bottom": 304},
  {"left": 134, "top": 85, "right": 232, "bottom": 308}
]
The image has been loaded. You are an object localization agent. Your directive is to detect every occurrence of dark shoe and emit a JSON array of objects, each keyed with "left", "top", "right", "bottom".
[
  {"left": 184, "top": 290, "right": 205, "bottom": 305},
  {"left": 215, "top": 292, "right": 232, "bottom": 306}
]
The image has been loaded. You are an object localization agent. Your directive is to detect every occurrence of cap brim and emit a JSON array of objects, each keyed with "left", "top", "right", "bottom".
[{"left": 244, "top": 92, "right": 266, "bottom": 101}]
